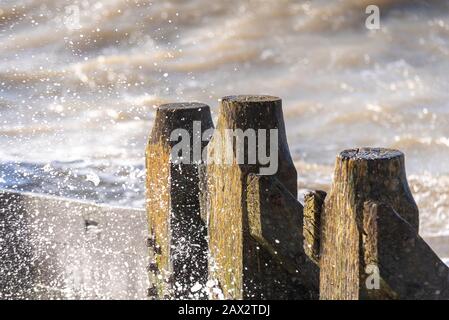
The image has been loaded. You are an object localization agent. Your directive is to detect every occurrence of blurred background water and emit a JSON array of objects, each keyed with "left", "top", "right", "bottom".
[{"left": 0, "top": 0, "right": 449, "bottom": 236}]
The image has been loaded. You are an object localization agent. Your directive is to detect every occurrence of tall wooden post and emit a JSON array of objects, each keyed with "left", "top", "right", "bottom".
[
  {"left": 206, "top": 95, "right": 301, "bottom": 299},
  {"left": 320, "top": 148, "right": 420, "bottom": 300},
  {"left": 146, "top": 102, "right": 213, "bottom": 299}
]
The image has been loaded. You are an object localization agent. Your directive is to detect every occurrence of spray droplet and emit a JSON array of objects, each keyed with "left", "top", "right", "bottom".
[{"left": 86, "top": 172, "right": 100, "bottom": 186}]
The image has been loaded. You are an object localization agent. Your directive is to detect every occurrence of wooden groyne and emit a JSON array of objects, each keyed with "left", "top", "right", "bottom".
[
  {"left": 1, "top": 97, "right": 447, "bottom": 300},
  {"left": 0, "top": 189, "right": 447, "bottom": 299},
  {"left": 145, "top": 95, "right": 449, "bottom": 300}
]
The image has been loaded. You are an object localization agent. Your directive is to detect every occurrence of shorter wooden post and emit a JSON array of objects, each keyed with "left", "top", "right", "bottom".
[
  {"left": 146, "top": 102, "right": 213, "bottom": 299},
  {"left": 319, "top": 148, "right": 423, "bottom": 300},
  {"left": 303, "top": 190, "right": 326, "bottom": 265}
]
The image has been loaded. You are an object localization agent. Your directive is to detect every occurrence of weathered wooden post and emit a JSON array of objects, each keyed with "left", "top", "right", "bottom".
[
  {"left": 206, "top": 95, "right": 308, "bottom": 299},
  {"left": 146, "top": 102, "right": 213, "bottom": 299},
  {"left": 319, "top": 147, "right": 444, "bottom": 300}
]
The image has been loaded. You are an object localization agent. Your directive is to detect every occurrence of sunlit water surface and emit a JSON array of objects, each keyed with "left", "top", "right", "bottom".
[{"left": 1, "top": 0, "right": 449, "bottom": 236}]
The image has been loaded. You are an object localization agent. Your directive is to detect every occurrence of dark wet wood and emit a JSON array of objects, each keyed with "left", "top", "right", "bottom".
[{"left": 146, "top": 102, "right": 213, "bottom": 299}]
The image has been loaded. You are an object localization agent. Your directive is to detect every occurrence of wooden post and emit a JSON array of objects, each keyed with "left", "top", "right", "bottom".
[
  {"left": 206, "top": 95, "right": 300, "bottom": 299},
  {"left": 320, "top": 148, "right": 421, "bottom": 300},
  {"left": 146, "top": 102, "right": 213, "bottom": 299}
]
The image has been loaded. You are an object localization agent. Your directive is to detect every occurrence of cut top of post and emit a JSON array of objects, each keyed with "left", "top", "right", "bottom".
[
  {"left": 158, "top": 102, "right": 208, "bottom": 111},
  {"left": 150, "top": 102, "right": 213, "bottom": 146},
  {"left": 222, "top": 95, "right": 281, "bottom": 104},
  {"left": 219, "top": 95, "right": 284, "bottom": 131},
  {"left": 212, "top": 94, "right": 298, "bottom": 196},
  {"left": 332, "top": 146, "right": 419, "bottom": 231},
  {"left": 339, "top": 147, "right": 403, "bottom": 161}
]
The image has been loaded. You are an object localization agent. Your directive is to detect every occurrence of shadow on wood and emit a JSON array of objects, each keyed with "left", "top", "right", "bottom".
[
  {"left": 246, "top": 174, "right": 319, "bottom": 299},
  {"left": 362, "top": 201, "right": 449, "bottom": 299}
]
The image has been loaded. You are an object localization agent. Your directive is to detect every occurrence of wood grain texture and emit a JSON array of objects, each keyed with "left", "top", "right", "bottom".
[{"left": 304, "top": 190, "right": 326, "bottom": 265}]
